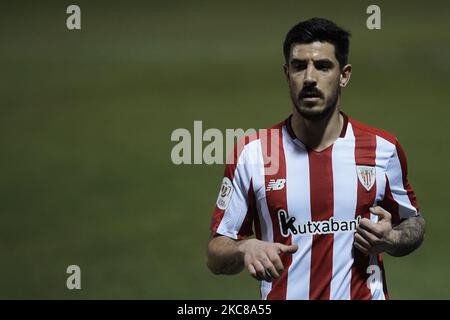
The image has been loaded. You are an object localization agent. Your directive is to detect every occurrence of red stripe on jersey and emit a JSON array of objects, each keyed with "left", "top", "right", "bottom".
[
  {"left": 253, "top": 206, "right": 262, "bottom": 240},
  {"left": 237, "top": 179, "right": 258, "bottom": 240},
  {"left": 395, "top": 142, "right": 420, "bottom": 212},
  {"left": 351, "top": 126, "right": 377, "bottom": 300},
  {"left": 308, "top": 147, "right": 334, "bottom": 300},
  {"left": 380, "top": 176, "right": 401, "bottom": 225},
  {"left": 210, "top": 134, "right": 258, "bottom": 236},
  {"left": 262, "top": 125, "right": 292, "bottom": 300}
]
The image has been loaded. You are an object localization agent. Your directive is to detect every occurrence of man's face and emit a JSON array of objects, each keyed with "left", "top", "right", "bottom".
[{"left": 285, "top": 41, "right": 346, "bottom": 121}]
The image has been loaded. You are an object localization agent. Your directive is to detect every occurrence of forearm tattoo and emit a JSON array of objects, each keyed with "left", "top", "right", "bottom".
[{"left": 389, "top": 216, "right": 426, "bottom": 257}]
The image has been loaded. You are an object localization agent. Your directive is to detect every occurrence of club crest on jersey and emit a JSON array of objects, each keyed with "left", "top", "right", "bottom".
[
  {"left": 356, "top": 165, "right": 376, "bottom": 191},
  {"left": 216, "top": 177, "right": 234, "bottom": 210},
  {"left": 266, "top": 179, "right": 286, "bottom": 191}
]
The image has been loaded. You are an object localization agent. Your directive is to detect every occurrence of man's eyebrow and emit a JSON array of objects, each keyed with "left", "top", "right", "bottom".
[
  {"left": 290, "top": 58, "right": 334, "bottom": 64},
  {"left": 314, "top": 58, "right": 334, "bottom": 64},
  {"left": 290, "top": 59, "right": 306, "bottom": 64}
]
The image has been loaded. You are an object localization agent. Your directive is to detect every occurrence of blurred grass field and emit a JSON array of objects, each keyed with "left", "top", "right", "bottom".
[{"left": 0, "top": 0, "right": 449, "bottom": 299}]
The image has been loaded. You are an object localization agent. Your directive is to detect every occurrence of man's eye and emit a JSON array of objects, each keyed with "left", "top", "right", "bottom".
[
  {"left": 315, "top": 62, "right": 332, "bottom": 70},
  {"left": 292, "top": 63, "right": 307, "bottom": 70}
]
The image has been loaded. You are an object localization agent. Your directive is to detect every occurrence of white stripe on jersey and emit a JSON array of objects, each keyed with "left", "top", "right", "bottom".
[
  {"left": 375, "top": 136, "right": 390, "bottom": 205},
  {"left": 251, "top": 140, "right": 274, "bottom": 299},
  {"left": 282, "top": 126, "right": 312, "bottom": 300},
  {"left": 252, "top": 140, "right": 274, "bottom": 243},
  {"left": 330, "top": 122, "right": 357, "bottom": 300},
  {"left": 368, "top": 254, "right": 385, "bottom": 300},
  {"left": 371, "top": 135, "right": 396, "bottom": 300}
]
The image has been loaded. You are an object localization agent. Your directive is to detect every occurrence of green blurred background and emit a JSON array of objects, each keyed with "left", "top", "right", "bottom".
[{"left": 0, "top": 0, "right": 449, "bottom": 299}]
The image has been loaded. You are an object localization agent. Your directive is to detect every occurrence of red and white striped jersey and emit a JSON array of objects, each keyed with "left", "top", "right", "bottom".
[{"left": 210, "top": 112, "right": 420, "bottom": 300}]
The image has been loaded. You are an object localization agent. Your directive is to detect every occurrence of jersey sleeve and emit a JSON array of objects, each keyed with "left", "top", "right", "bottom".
[
  {"left": 380, "top": 139, "right": 421, "bottom": 225},
  {"left": 210, "top": 142, "right": 257, "bottom": 240}
]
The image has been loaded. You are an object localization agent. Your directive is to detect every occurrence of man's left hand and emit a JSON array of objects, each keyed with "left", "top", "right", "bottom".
[{"left": 354, "top": 206, "right": 399, "bottom": 255}]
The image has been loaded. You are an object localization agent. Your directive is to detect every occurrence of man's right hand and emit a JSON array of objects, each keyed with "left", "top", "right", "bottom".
[{"left": 237, "top": 239, "right": 298, "bottom": 282}]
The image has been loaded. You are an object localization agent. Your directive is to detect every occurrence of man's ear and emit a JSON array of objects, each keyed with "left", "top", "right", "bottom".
[
  {"left": 283, "top": 63, "right": 290, "bottom": 81},
  {"left": 339, "top": 64, "right": 352, "bottom": 87}
]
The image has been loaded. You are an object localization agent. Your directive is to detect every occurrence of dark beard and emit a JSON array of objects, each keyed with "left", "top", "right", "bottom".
[{"left": 293, "top": 87, "right": 340, "bottom": 121}]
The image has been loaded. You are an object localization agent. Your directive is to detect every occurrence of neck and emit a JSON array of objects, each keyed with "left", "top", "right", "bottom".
[{"left": 291, "top": 106, "right": 343, "bottom": 152}]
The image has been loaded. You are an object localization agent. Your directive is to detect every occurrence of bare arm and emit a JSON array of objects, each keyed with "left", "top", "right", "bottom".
[
  {"left": 384, "top": 216, "right": 426, "bottom": 257},
  {"left": 354, "top": 206, "right": 426, "bottom": 257},
  {"left": 206, "top": 235, "right": 298, "bottom": 281},
  {"left": 206, "top": 235, "right": 245, "bottom": 275}
]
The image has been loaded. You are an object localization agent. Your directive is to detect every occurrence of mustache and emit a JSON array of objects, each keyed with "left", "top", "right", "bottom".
[{"left": 298, "top": 87, "right": 324, "bottom": 99}]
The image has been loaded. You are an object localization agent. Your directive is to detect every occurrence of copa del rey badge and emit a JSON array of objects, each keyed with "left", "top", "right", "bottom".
[
  {"left": 356, "top": 165, "right": 376, "bottom": 191},
  {"left": 216, "top": 177, "right": 234, "bottom": 210}
]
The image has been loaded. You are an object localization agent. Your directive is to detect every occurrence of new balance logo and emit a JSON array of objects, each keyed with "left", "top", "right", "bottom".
[{"left": 266, "top": 179, "right": 286, "bottom": 191}]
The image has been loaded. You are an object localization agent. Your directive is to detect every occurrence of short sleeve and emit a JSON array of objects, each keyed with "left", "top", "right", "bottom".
[
  {"left": 210, "top": 142, "right": 257, "bottom": 240},
  {"left": 380, "top": 140, "right": 420, "bottom": 225}
]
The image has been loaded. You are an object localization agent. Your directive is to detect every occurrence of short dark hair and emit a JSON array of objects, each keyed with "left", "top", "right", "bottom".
[{"left": 283, "top": 17, "right": 351, "bottom": 68}]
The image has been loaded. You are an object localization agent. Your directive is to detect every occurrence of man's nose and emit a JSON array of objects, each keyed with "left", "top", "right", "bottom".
[{"left": 304, "top": 63, "right": 317, "bottom": 86}]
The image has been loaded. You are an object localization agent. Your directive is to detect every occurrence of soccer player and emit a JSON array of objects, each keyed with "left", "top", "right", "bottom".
[{"left": 206, "top": 18, "right": 426, "bottom": 300}]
